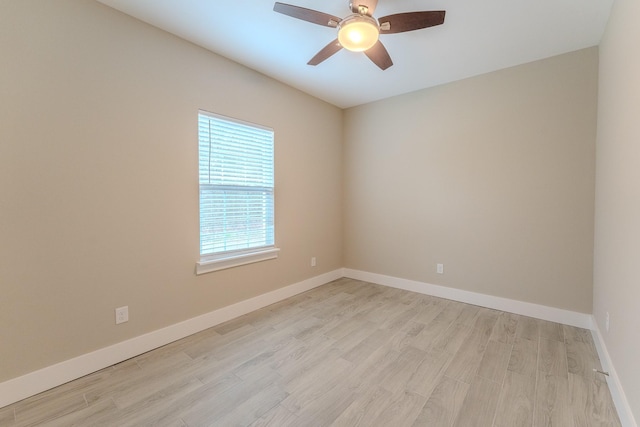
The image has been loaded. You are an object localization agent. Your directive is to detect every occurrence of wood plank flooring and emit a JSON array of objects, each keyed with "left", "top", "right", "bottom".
[{"left": 0, "top": 278, "right": 621, "bottom": 426}]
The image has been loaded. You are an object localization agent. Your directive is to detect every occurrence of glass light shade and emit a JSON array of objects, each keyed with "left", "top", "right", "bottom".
[{"left": 337, "top": 15, "right": 379, "bottom": 52}]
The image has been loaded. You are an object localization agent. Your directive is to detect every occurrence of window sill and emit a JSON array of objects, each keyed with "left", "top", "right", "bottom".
[{"left": 196, "top": 247, "right": 280, "bottom": 275}]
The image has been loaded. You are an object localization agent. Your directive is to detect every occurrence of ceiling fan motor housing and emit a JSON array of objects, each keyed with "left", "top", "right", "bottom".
[{"left": 349, "top": 0, "right": 376, "bottom": 15}]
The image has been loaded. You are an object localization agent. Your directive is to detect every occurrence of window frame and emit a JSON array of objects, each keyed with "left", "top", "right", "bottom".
[{"left": 196, "top": 110, "right": 279, "bottom": 275}]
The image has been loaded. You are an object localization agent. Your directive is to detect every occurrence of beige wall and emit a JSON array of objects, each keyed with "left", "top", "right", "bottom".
[
  {"left": 0, "top": 0, "right": 343, "bottom": 382},
  {"left": 594, "top": 0, "right": 640, "bottom": 420},
  {"left": 344, "top": 48, "right": 598, "bottom": 313},
  {"left": 0, "top": 0, "right": 605, "bottom": 393}
]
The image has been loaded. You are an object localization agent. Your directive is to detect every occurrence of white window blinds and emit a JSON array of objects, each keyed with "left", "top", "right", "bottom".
[{"left": 198, "top": 111, "right": 274, "bottom": 258}]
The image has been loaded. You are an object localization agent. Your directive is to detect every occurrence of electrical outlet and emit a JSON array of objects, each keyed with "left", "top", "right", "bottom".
[
  {"left": 311, "top": 257, "right": 316, "bottom": 267},
  {"left": 115, "top": 306, "right": 129, "bottom": 325},
  {"left": 605, "top": 311, "right": 610, "bottom": 332},
  {"left": 437, "top": 263, "right": 444, "bottom": 274}
]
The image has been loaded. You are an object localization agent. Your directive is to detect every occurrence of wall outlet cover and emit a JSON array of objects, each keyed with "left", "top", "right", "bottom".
[{"left": 115, "top": 306, "right": 129, "bottom": 325}]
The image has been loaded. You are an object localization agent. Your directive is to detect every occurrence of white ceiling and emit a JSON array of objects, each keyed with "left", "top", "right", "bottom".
[{"left": 96, "top": 0, "right": 613, "bottom": 108}]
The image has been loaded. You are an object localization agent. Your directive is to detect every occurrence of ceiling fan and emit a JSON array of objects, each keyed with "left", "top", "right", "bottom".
[{"left": 273, "top": 0, "right": 445, "bottom": 70}]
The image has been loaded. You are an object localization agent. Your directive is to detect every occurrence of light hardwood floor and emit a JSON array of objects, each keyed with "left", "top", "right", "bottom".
[{"left": 1, "top": 278, "right": 621, "bottom": 426}]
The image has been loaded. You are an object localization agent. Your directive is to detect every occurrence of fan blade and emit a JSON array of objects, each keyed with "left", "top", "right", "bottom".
[
  {"left": 273, "top": 2, "right": 341, "bottom": 27},
  {"left": 308, "top": 39, "right": 343, "bottom": 66},
  {"left": 378, "top": 11, "right": 445, "bottom": 34},
  {"left": 350, "top": 0, "right": 378, "bottom": 16},
  {"left": 364, "top": 40, "right": 393, "bottom": 70}
]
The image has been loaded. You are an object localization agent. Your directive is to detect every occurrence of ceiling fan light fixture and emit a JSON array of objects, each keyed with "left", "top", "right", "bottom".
[{"left": 337, "top": 14, "right": 379, "bottom": 52}]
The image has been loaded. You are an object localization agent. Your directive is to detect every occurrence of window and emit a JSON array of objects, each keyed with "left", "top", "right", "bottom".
[{"left": 196, "top": 111, "right": 278, "bottom": 275}]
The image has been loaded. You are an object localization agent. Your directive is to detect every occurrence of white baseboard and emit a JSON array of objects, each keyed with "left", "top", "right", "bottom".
[
  {"left": 0, "top": 268, "right": 343, "bottom": 409},
  {"left": 343, "top": 269, "right": 593, "bottom": 329},
  {"left": 590, "top": 321, "right": 638, "bottom": 427},
  {"left": 3, "top": 267, "right": 626, "bottom": 419}
]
